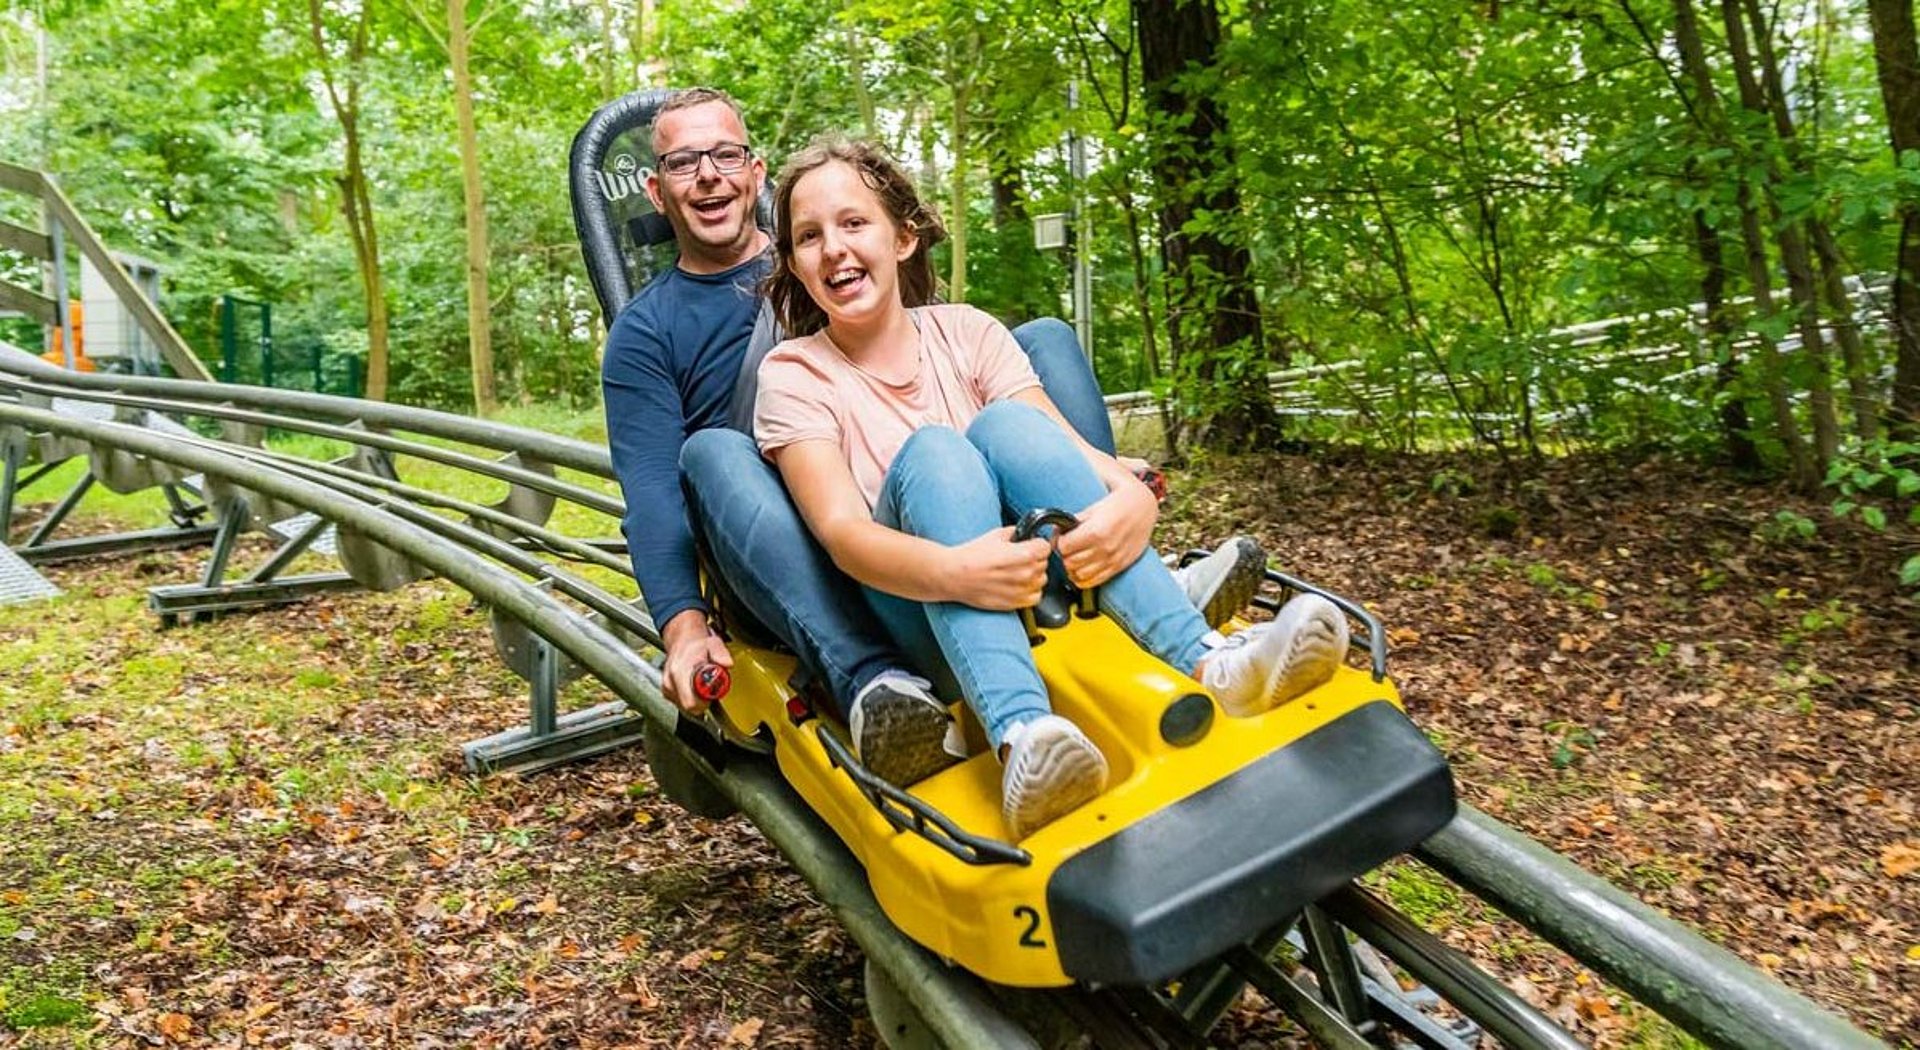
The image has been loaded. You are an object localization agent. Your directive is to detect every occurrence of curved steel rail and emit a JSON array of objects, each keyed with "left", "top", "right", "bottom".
[
  {"left": 0, "top": 398, "right": 1044, "bottom": 1050},
  {"left": 0, "top": 350, "right": 1891, "bottom": 1050}
]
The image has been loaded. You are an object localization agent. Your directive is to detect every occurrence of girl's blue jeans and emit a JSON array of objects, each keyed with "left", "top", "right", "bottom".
[{"left": 864, "top": 400, "right": 1210, "bottom": 748}]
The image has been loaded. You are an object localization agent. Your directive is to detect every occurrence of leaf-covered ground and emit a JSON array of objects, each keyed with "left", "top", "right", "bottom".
[
  {"left": 1155, "top": 448, "right": 1918, "bottom": 1048},
  {"left": 1, "top": 449, "right": 1915, "bottom": 1049}
]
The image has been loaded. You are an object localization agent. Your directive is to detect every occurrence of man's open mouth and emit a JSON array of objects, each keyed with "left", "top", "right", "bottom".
[{"left": 690, "top": 195, "right": 732, "bottom": 219}]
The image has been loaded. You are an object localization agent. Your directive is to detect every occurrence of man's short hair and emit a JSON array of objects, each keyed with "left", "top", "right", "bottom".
[{"left": 652, "top": 87, "right": 750, "bottom": 152}]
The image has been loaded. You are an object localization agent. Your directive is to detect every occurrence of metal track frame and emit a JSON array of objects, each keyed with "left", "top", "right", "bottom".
[{"left": 0, "top": 347, "right": 1891, "bottom": 1050}]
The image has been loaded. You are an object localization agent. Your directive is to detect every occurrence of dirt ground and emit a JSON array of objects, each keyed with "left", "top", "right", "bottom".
[{"left": 1, "top": 449, "right": 1914, "bottom": 1048}]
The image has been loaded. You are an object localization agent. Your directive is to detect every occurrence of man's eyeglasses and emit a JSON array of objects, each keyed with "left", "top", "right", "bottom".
[{"left": 657, "top": 143, "right": 753, "bottom": 179}]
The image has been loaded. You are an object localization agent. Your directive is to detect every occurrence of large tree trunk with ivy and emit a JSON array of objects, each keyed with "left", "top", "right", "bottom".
[
  {"left": 1869, "top": 0, "right": 1920, "bottom": 440},
  {"left": 1133, "top": 0, "right": 1275, "bottom": 449}
]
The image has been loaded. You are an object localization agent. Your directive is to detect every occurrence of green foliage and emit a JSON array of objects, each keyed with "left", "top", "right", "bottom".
[
  {"left": 1547, "top": 721, "right": 1598, "bottom": 769},
  {"left": 1824, "top": 440, "right": 1920, "bottom": 595},
  {"left": 0, "top": 0, "right": 1909, "bottom": 482},
  {"left": 3, "top": 992, "right": 89, "bottom": 1029},
  {"left": 1759, "top": 510, "right": 1818, "bottom": 545}
]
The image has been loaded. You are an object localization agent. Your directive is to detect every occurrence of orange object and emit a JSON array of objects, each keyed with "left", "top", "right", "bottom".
[{"left": 43, "top": 300, "right": 96, "bottom": 370}]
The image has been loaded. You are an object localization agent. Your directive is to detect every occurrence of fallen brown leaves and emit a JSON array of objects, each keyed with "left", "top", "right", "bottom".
[
  {"left": 0, "top": 537, "right": 863, "bottom": 1048},
  {"left": 5, "top": 450, "right": 1915, "bottom": 1049},
  {"left": 1160, "top": 447, "right": 1918, "bottom": 1048}
]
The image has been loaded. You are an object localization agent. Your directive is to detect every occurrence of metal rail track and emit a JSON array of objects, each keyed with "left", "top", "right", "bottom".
[{"left": 0, "top": 346, "right": 1889, "bottom": 1050}]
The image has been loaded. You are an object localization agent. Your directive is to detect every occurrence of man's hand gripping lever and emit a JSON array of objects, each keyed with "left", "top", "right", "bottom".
[{"left": 659, "top": 610, "right": 765, "bottom": 754}]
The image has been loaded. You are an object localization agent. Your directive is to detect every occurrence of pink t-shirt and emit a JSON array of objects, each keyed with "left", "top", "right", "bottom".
[{"left": 755, "top": 304, "right": 1043, "bottom": 510}]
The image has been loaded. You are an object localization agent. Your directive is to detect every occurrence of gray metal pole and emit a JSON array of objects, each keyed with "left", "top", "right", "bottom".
[
  {"left": 1068, "top": 79, "right": 1092, "bottom": 364},
  {"left": 0, "top": 343, "right": 615, "bottom": 480},
  {"left": 47, "top": 216, "right": 71, "bottom": 369},
  {"left": 0, "top": 371, "right": 623, "bottom": 519}
]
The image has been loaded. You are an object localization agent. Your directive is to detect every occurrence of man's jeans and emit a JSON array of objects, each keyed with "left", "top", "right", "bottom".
[
  {"left": 679, "top": 319, "right": 1109, "bottom": 719},
  {"left": 864, "top": 401, "right": 1208, "bottom": 748}
]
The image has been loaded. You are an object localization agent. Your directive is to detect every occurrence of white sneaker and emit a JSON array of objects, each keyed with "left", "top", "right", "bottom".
[
  {"left": 1168, "top": 536, "right": 1267, "bottom": 628},
  {"left": 849, "top": 671, "right": 959, "bottom": 786},
  {"left": 1000, "top": 715, "right": 1109, "bottom": 840},
  {"left": 1198, "top": 594, "right": 1349, "bottom": 717}
]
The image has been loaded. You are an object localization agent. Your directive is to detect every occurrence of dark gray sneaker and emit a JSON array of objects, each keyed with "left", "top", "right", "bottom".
[
  {"left": 849, "top": 672, "right": 961, "bottom": 787},
  {"left": 1170, "top": 536, "right": 1268, "bottom": 629}
]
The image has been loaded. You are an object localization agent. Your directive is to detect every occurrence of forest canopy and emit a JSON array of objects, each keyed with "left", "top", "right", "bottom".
[{"left": 4, "top": 0, "right": 1920, "bottom": 488}]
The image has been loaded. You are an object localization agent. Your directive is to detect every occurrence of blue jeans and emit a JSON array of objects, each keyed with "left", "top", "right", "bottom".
[
  {"left": 1015, "top": 318, "right": 1115, "bottom": 455},
  {"left": 863, "top": 401, "right": 1208, "bottom": 748},
  {"left": 680, "top": 319, "right": 1109, "bottom": 719}
]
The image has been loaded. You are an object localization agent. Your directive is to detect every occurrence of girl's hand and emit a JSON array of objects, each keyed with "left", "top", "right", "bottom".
[
  {"left": 1055, "top": 477, "right": 1158, "bottom": 589},
  {"left": 944, "top": 526, "right": 1050, "bottom": 610}
]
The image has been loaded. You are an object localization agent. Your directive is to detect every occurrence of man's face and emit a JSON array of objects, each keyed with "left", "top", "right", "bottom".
[{"left": 646, "top": 101, "right": 767, "bottom": 274}]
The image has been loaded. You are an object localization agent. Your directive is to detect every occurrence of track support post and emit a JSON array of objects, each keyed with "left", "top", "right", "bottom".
[
  {"left": 24, "top": 468, "right": 93, "bottom": 547},
  {"left": 462, "top": 602, "right": 647, "bottom": 775}
]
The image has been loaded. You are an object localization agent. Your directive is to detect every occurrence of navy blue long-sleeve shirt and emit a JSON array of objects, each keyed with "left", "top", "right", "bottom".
[{"left": 601, "top": 253, "right": 772, "bottom": 629}]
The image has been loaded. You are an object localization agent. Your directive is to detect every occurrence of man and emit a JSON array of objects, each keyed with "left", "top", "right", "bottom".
[{"left": 600, "top": 87, "right": 1261, "bottom": 786}]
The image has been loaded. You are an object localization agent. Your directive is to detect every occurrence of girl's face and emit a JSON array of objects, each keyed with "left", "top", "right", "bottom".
[{"left": 786, "top": 160, "right": 918, "bottom": 333}]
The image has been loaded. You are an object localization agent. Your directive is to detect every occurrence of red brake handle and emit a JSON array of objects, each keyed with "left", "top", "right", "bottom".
[
  {"left": 692, "top": 663, "right": 731, "bottom": 704},
  {"left": 1133, "top": 466, "right": 1167, "bottom": 503}
]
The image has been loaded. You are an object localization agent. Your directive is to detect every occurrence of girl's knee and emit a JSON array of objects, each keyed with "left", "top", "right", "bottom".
[
  {"left": 968, "top": 401, "right": 1076, "bottom": 469},
  {"left": 891, "top": 426, "right": 994, "bottom": 499},
  {"left": 966, "top": 400, "right": 1052, "bottom": 447},
  {"left": 896, "top": 424, "right": 973, "bottom": 468}
]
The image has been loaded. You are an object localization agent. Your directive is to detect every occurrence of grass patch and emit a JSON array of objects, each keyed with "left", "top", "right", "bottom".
[
  {"left": 2, "top": 992, "right": 90, "bottom": 1029},
  {"left": 1363, "top": 860, "right": 1465, "bottom": 930}
]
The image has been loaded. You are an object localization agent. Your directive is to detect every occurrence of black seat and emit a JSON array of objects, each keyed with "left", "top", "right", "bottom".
[{"left": 568, "top": 88, "right": 774, "bottom": 325}]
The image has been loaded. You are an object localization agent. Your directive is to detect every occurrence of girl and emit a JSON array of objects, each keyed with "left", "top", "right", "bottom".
[{"left": 754, "top": 138, "right": 1347, "bottom": 839}]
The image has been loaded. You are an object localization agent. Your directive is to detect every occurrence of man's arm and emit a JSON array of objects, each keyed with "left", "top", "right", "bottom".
[{"left": 602, "top": 321, "right": 730, "bottom": 711}]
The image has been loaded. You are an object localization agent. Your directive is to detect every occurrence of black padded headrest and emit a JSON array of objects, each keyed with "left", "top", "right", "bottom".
[{"left": 568, "top": 88, "right": 776, "bottom": 326}]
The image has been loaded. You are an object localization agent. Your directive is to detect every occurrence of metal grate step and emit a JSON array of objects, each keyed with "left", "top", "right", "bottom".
[
  {"left": 0, "top": 543, "right": 60, "bottom": 605},
  {"left": 266, "top": 511, "right": 339, "bottom": 558},
  {"left": 48, "top": 396, "right": 114, "bottom": 422}
]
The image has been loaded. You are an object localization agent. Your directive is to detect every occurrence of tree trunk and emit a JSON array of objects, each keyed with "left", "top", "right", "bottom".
[
  {"left": 1868, "top": 0, "right": 1920, "bottom": 439},
  {"left": 990, "top": 157, "right": 1022, "bottom": 229},
  {"left": 1724, "top": 0, "right": 1838, "bottom": 466},
  {"left": 448, "top": 0, "right": 496, "bottom": 415},
  {"left": 1694, "top": 207, "right": 1761, "bottom": 470},
  {"left": 947, "top": 74, "right": 970, "bottom": 303},
  {"left": 1672, "top": 0, "right": 1813, "bottom": 485},
  {"left": 635, "top": 0, "right": 655, "bottom": 70},
  {"left": 1117, "top": 179, "right": 1177, "bottom": 461},
  {"left": 843, "top": 17, "right": 877, "bottom": 139},
  {"left": 1810, "top": 222, "right": 1878, "bottom": 441},
  {"left": 1743, "top": 0, "right": 1876, "bottom": 441},
  {"left": 592, "top": 0, "right": 617, "bottom": 99},
  {"left": 1133, "top": 0, "right": 1274, "bottom": 449},
  {"left": 308, "top": 0, "right": 390, "bottom": 401}
]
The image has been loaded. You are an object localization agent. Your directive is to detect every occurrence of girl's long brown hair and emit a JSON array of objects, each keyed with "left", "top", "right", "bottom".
[{"left": 765, "top": 137, "right": 947, "bottom": 337}]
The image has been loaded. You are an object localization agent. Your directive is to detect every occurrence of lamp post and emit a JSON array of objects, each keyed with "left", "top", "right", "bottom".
[
  {"left": 1068, "top": 79, "right": 1092, "bottom": 364},
  {"left": 1035, "top": 81, "right": 1094, "bottom": 367}
]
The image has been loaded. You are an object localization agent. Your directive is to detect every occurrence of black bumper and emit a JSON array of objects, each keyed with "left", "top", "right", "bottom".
[{"left": 1046, "top": 700, "right": 1457, "bottom": 985}]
